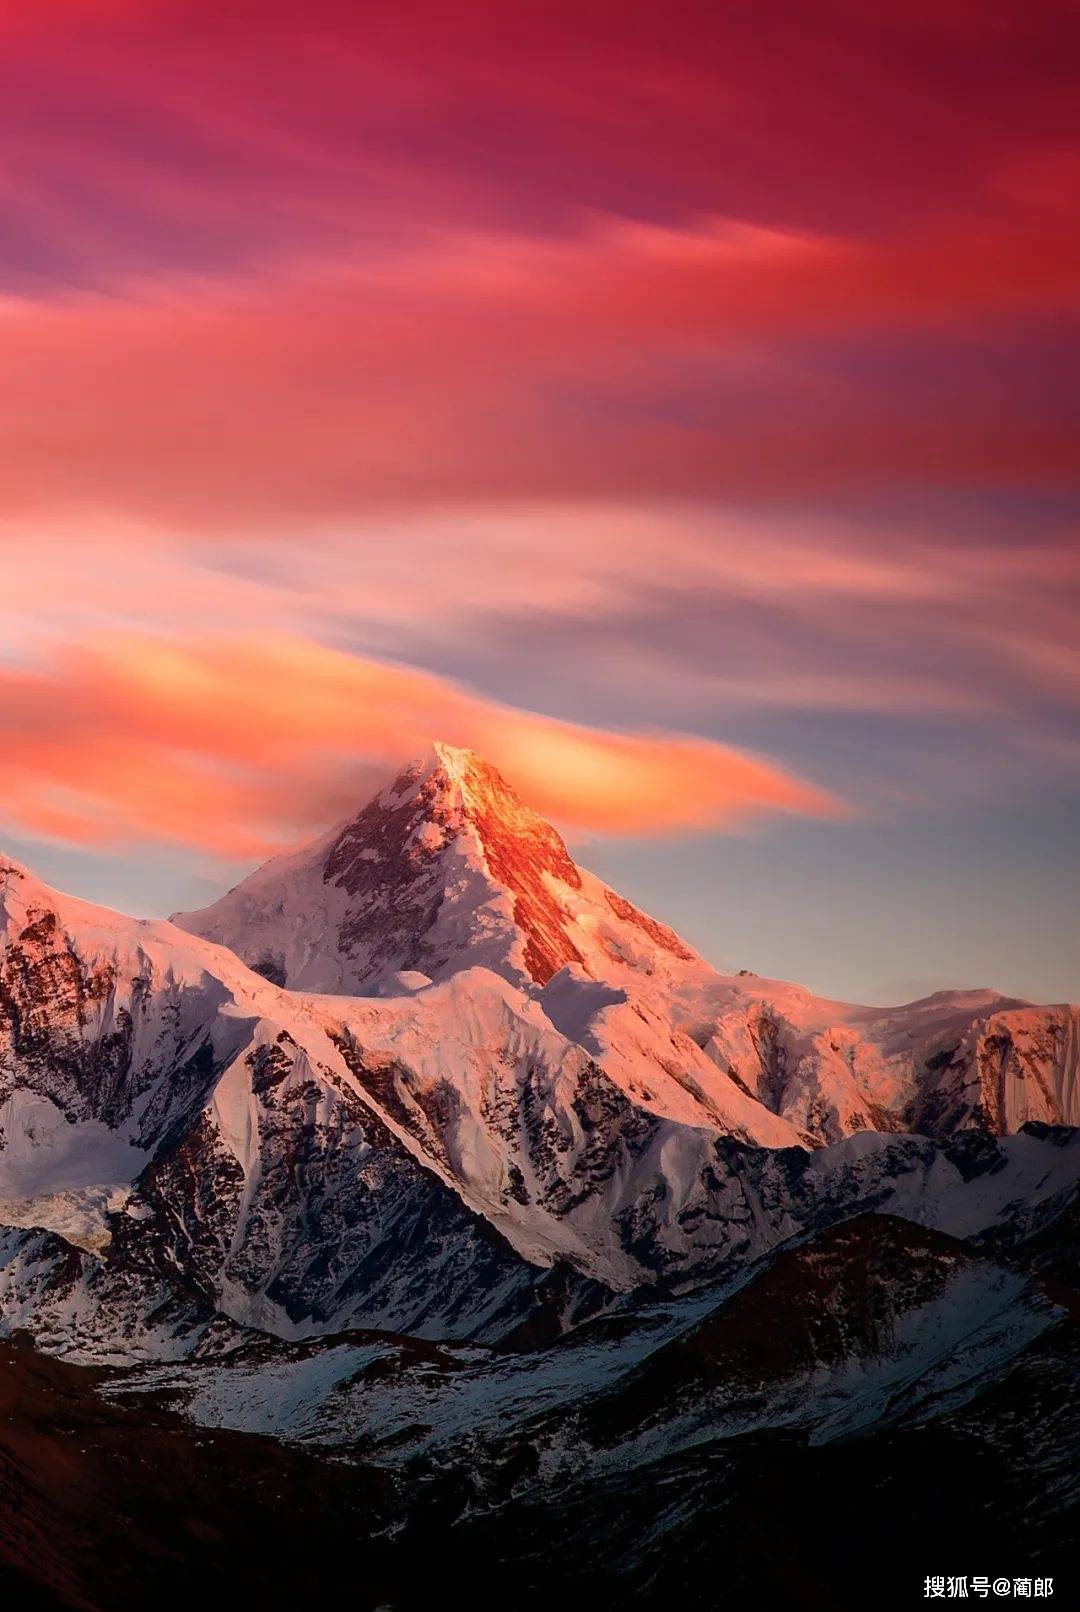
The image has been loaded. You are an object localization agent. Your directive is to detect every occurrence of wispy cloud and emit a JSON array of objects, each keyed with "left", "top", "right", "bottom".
[{"left": 0, "top": 208, "right": 1076, "bottom": 530}]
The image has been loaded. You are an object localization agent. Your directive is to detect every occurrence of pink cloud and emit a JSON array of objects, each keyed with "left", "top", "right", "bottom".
[{"left": 0, "top": 210, "right": 1076, "bottom": 533}]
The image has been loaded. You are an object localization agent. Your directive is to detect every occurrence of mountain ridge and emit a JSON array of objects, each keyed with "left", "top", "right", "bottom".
[{"left": 172, "top": 743, "right": 1080, "bottom": 1146}]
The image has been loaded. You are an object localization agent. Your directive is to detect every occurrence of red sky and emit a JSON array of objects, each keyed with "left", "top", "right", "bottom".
[{"left": 0, "top": 1, "right": 1077, "bottom": 997}]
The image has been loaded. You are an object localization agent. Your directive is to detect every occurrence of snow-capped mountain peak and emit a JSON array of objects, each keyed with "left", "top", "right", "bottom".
[{"left": 173, "top": 742, "right": 707, "bottom": 998}]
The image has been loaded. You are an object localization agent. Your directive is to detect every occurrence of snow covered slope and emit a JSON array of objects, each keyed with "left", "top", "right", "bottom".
[
  {"left": 103, "top": 1212, "right": 1070, "bottom": 1472},
  {"left": 10, "top": 1216, "right": 1078, "bottom": 1611}
]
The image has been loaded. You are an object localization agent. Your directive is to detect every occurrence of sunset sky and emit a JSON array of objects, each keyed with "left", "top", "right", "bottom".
[{"left": 1, "top": 1, "right": 1077, "bottom": 1003}]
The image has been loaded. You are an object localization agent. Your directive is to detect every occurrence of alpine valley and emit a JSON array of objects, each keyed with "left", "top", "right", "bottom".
[{"left": 2, "top": 745, "right": 1077, "bottom": 1610}]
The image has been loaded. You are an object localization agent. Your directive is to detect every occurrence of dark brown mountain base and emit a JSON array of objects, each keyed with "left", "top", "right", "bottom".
[{"left": 0, "top": 1334, "right": 395, "bottom": 1612}]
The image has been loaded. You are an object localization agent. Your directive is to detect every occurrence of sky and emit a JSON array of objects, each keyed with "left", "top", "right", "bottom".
[{"left": 1, "top": 0, "right": 1078, "bottom": 1005}]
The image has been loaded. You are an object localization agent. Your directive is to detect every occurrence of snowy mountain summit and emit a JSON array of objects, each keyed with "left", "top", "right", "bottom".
[{"left": 173, "top": 741, "right": 705, "bottom": 997}]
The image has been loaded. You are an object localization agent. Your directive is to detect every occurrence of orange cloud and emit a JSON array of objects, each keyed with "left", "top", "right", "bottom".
[{"left": 0, "top": 633, "right": 841, "bottom": 858}]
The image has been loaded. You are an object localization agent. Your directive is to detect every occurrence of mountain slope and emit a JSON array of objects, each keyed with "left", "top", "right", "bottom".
[
  {"left": 8, "top": 1212, "right": 1076, "bottom": 1612},
  {"left": 0, "top": 857, "right": 612, "bottom": 1353},
  {"left": 104, "top": 1212, "right": 1069, "bottom": 1464}
]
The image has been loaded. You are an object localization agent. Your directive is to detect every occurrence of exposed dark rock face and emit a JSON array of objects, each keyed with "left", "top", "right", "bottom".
[
  {"left": 910, "top": 1009, "right": 1076, "bottom": 1137},
  {"left": 603, "top": 887, "right": 696, "bottom": 961}
]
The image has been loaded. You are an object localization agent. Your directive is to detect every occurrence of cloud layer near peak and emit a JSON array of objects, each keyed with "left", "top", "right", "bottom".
[{"left": 0, "top": 635, "right": 840, "bottom": 858}]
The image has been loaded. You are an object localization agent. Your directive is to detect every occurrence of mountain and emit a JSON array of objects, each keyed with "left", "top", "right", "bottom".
[
  {"left": 7, "top": 1212, "right": 1076, "bottom": 1610},
  {"left": 5, "top": 747, "right": 1079, "bottom": 1354},
  {"left": 2, "top": 743, "right": 1079, "bottom": 1607},
  {"left": 103, "top": 1210, "right": 1070, "bottom": 1462},
  {"left": 176, "top": 742, "right": 1080, "bottom": 1146},
  {"left": 0, "top": 1331, "right": 397, "bottom": 1612}
]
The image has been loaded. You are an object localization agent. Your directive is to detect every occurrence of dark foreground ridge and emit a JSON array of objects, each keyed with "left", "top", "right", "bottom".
[{"left": 3, "top": 1206, "right": 1076, "bottom": 1612}]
